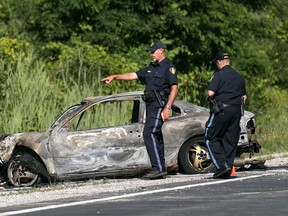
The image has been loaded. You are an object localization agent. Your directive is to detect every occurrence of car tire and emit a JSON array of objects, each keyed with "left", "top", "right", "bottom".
[
  {"left": 178, "top": 137, "right": 215, "bottom": 174},
  {"left": 7, "top": 152, "right": 46, "bottom": 187}
]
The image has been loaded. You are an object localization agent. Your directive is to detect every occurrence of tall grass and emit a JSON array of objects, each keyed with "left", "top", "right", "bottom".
[
  {"left": 254, "top": 88, "right": 288, "bottom": 154},
  {"left": 0, "top": 52, "right": 103, "bottom": 134}
]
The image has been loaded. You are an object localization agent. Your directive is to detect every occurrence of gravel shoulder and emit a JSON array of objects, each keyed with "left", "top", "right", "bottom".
[
  {"left": 258, "top": 152, "right": 288, "bottom": 167},
  {"left": 1, "top": 154, "right": 288, "bottom": 208}
]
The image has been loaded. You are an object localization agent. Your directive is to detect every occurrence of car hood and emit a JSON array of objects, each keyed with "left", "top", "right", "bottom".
[{"left": 0, "top": 131, "right": 46, "bottom": 164}]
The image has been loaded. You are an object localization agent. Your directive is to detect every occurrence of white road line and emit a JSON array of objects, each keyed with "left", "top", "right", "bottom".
[{"left": 0, "top": 173, "right": 273, "bottom": 216}]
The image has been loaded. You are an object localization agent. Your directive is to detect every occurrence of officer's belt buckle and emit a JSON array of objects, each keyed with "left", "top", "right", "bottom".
[{"left": 223, "top": 103, "right": 231, "bottom": 108}]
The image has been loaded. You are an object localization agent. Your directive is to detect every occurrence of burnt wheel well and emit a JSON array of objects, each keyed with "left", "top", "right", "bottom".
[
  {"left": 177, "top": 135, "right": 214, "bottom": 174},
  {"left": 178, "top": 135, "right": 206, "bottom": 155},
  {"left": 177, "top": 135, "right": 206, "bottom": 166},
  {"left": 13, "top": 146, "right": 43, "bottom": 163},
  {"left": 12, "top": 146, "right": 50, "bottom": 182}
]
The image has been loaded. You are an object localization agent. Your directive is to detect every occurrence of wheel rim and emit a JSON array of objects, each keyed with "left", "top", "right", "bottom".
[
  {"left": 188, "top": 144, "right": 212, "bottom": 171},
  {"left": 7, "top": 160, "right": 38, "bottom": 187}
]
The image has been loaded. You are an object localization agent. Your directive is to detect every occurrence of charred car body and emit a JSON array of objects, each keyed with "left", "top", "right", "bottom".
[{"left": 0, "top": 92, "right": 263, "bottom": 187}]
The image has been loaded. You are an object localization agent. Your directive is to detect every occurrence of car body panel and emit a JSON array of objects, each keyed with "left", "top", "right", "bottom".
[{"left": 49, "top": 124, "right": 148, "bottom": 175}]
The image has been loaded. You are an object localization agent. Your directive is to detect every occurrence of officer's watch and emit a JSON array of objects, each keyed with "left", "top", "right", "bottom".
[{"left": 165, "top": 106, "right": 171, "bottom": 110}]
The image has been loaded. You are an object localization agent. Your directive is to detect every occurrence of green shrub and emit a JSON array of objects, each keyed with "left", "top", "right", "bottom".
[{"left": 254, "top": 87, "right": 288, "bottom": 154}]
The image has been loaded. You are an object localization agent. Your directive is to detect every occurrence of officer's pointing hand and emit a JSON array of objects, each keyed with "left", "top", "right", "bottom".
[{"left": 101, "top": 76, "right": 114, "bottom": 84}]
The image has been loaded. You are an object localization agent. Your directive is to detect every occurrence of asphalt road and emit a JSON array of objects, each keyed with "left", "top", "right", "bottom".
[{"left": 1, "top": 168, "right": 288, "bottom": 216}]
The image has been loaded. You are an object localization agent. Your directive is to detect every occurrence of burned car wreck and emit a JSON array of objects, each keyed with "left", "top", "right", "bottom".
[{"left": 0, "top": 91, "right": 263, "bottom": 187}]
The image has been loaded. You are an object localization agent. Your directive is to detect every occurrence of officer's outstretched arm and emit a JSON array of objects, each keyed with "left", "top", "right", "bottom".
[{"left": 101, "top": 72, "right": 138, "bottom": 84}]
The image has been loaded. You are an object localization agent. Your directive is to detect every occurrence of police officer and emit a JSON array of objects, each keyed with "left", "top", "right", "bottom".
[
  {"left": 205, "top": 50, "right": 247, "bottom": 179},
  {"left": 101, "top": 40, "right": 178, "bottom": 179}
]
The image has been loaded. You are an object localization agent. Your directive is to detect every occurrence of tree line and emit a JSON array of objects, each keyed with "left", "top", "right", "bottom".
[{"left": 0, "top": 0, "right": 287, "bottom": 133}]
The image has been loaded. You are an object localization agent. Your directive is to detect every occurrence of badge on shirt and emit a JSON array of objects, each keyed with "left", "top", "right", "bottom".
[
  {"left": 169, "top": 67, "right": 176, "bottom": 74},
  {"left": 147, "top": 70, "right": 151, "bottom": 73}
]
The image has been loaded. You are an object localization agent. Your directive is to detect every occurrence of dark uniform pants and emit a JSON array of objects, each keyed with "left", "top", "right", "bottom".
[
  {"left": 143, "top": 100, "right": 165, "bottom": 172},
  {"left": 205, "top": 106, "right": 242, "bottom": 170}
]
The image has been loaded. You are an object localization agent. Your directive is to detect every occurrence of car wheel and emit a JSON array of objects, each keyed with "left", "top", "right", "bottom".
[
  {"left": 7, "top": 153, "right": 40, "bottom": 187},
  {"left": 178, "top": 137, "right": 215, "bottom": 174}
]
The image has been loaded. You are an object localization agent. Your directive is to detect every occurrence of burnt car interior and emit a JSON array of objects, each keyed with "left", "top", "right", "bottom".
[
  {"left": 66, "top": 99, "right": 141, "bottom": 131},
  {"left": 64, "top": 97, "right": 181, "bottom": 132}
]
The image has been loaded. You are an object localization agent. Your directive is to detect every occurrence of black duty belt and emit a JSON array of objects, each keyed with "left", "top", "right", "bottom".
[{"left": 141, "top": 91, "right": 168, "bottom": 106}]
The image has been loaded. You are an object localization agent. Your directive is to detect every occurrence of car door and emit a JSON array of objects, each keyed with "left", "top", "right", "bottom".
[{"left": 48, "top": 98, "right": 149, "bottom": 175}]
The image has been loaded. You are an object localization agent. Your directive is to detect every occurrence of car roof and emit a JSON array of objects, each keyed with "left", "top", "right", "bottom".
[
  {"left": 81, "top": 91, "right": 143, "bottom": 103},
  {"left": 81, "top": 91, "right": 208, "bottom": 113}
]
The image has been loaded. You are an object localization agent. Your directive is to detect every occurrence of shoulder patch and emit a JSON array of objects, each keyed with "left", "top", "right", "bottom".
[{"left": 169, "top": 67, "right": 176, "bottom": 74}]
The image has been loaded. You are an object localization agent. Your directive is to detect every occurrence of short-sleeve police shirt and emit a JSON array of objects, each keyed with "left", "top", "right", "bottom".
[
  {"left": 136, "top": 58, "right": 178, "bottom": 94},
  {"left": 208, "top": 65, "right": 246, "bottom": 105}
]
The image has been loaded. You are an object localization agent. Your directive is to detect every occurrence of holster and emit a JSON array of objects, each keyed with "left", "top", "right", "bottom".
[
  {"left": 153, "top": 91, "right": 165, "bottom": 107},
  {"left": 209, "top": 98, "right": 223, "bottom": 114}
]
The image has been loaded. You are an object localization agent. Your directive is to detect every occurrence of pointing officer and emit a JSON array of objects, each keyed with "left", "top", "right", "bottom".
[
  {"left": 205, "top": 50, "right": 247, "bottom": 179},
  {"left": 101, "top": 40, "right": 178, "bottom": 179}
]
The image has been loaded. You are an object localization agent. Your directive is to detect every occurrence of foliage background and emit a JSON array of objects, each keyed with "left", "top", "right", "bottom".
[{"left": 0, "top": 0, "right": 287, "bottom": 154}]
